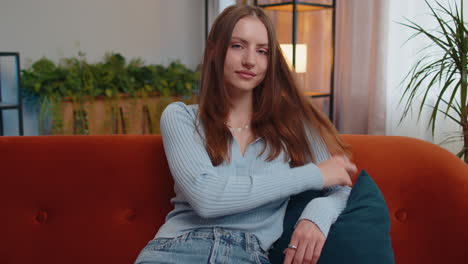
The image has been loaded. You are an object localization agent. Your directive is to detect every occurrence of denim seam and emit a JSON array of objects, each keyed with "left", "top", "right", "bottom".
[{"left": 145, "top": 234, "right": 188, "bottom": 251}]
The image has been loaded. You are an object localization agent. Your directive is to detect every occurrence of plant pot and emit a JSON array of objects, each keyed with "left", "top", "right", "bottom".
[{"left": 55, "top": 94, "right": 195, "bottom": 135}]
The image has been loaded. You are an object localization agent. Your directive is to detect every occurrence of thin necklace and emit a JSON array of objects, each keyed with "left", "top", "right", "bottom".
[{"left": 225, "top": 122, "right": 250, "bottom": 134}]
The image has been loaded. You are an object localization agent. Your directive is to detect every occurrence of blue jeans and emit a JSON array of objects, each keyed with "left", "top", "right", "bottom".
[{"left": 134, "top": 227, "right": 271, "bottom": 264}]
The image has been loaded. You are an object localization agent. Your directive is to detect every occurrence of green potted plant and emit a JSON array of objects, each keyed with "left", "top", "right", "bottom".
[
  {"left": 399, "top": 0, "right": 467, "bottom": 163},
  {"left": 21, "top": 57, "right": 69, "bottom": 135},
  {"left": 22, "top": 52, "right": 199, "bottom": 135}
]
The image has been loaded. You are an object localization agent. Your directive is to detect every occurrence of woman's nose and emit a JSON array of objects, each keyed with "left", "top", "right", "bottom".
[{"left": 242, "top": 50, "right": 255, "bottom": 69}]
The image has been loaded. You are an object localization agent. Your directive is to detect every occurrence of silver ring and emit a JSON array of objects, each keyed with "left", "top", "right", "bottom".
[{"left": 287, "top": 244, "right": 298, "bottom": 250}]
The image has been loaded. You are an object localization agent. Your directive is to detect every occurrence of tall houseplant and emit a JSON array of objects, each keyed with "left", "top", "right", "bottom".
[{"left": 399, "top": 0, "right": 467, "bottom": 163}]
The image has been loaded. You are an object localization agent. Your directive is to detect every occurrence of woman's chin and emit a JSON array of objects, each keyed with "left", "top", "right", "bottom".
[{"left": 231, "top": 86, "right": 256, "bottom": 94}]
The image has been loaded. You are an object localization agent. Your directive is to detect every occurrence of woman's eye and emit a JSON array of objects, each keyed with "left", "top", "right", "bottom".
[
  {"left": 231, "top": 43, "right": 243, "bottom": 49},
  {"left": 258, "top": 49, "right": 269, "bottom": 55}
]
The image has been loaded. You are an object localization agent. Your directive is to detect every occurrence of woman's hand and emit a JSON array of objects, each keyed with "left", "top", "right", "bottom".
[
  {"left": 283, "top": 219, "right": 325, "bottom": 264},
  {"left": 317, "top": 155, "right": 357, "bottom": 188}
]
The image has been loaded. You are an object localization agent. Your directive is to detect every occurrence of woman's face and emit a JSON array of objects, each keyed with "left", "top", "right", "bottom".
[{"left": 223, "top": 16, "right": 269, "bottom": 95}]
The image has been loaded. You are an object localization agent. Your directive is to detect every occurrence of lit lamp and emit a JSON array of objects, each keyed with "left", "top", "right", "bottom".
[
  {"left": 280, "top": 44, "right": 307, "bottom": 73},
  {"left": 280, "top": 43, "right": 307, "bottom": 90}
]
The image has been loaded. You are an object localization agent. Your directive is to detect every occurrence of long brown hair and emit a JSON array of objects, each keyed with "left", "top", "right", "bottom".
[{"left": 198, "top": 4, "right": 350, "bottom": 167}]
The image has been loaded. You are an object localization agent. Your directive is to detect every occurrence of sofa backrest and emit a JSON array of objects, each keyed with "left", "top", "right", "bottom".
[{"left": 1, "top": 135, "right": 467, "bottom": 264}]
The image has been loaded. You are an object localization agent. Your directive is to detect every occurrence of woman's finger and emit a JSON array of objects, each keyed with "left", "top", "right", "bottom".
[
  {"left": 293, "top": 240, "right": 307, "bottom": 264},
  {"left": 312, "top": 239, "right": 325, "bottom": 264},
  {"left": 283, "top": 248, "right": 295, "bottom": 264},
  {"left": 341, "top": 155, "right": 349, "bottom": 164},
  {"left": 339, "top": 156, "right": 357, "bottom": 177},
  {"left": 283, "top": 236, "right": 300, "bottom": 264},
  {"left": 332, "top": 155, "right": 346, "bottom": 166},
  {"left": 303, "top": 242, "right": 315, "bottom": 264},
  {"left": 335, "top": 156, "right": 356, "bottom": 174},
  {"left": 345, "top": 162, "right": 358, "bottom": 176}
]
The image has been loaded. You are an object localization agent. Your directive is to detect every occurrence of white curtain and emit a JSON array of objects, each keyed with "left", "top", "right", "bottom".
[{"left": 333, "top": 0, "right": 389, "bottom": 135}]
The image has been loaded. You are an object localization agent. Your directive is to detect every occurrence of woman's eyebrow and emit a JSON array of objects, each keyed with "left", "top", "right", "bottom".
[{"left": 231, "top": 36, "right": 268, "bottom": 47}]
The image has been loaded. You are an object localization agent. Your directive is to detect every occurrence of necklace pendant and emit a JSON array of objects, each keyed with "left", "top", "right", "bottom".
[{"left": 226, "top": 122, "right": 250, "bottom": 134}]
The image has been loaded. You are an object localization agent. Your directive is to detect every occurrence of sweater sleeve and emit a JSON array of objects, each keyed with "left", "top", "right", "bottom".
[
  {"left": 294, "top": 126, "right": 352, "bottom": 237},
  {"left": 296, "top": 185, "right": 351, "bottom": 237},
  {"left": 160, "top": 102, "right": 324, "bottom": 218}
]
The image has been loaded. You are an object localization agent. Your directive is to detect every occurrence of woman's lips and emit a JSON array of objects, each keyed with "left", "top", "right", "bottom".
[{"left": 236, "top": 70, "right": 256, "bottom": 80}]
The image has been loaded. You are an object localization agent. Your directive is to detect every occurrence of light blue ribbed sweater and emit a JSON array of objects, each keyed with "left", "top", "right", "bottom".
[{"left": 155, "top": 102, "right": 351, "bottom": 251}]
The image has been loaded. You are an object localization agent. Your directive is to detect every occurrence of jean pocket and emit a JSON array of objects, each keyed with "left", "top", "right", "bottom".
[
  {"left": 255, "top": 250, "right": 271, "bottom": 264},
  {"left": 144, "top": 237, "right": 183, "bottom": 251}
]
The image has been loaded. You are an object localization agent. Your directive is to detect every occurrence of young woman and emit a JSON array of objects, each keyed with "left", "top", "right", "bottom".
[{"left": 135, "top": 4, "right": 357, "bottom": 264}]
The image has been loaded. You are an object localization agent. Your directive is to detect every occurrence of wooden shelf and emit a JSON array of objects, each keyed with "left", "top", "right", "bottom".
[
  {"left": 260, "top": 3, "right": 332, "bottom": 12},
  {"left": 304, "top": 91, "right": 330, "bottom": 98}
]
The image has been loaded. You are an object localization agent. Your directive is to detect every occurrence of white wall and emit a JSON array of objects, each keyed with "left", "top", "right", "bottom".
[
  {"left": 386, "top": 0, "right": 464, "bottom": 155},
  {"left": 0, "top": 0, "right": 204, "bottom": 68},
  {"left": 0, "top": 0, "right": 204, "bottom": 135}
]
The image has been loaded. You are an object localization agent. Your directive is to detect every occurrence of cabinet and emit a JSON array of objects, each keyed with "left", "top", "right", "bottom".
[
  {"left": 255, "top": 0, "right": 336, "bottom": 122},
  {"left": 0, "top": 52, "right": 24, "bottom": 135}
]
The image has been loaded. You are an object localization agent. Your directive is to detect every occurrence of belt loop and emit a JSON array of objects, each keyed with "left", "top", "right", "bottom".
[
  {"left": 245, "top": 231, "right": 251, "bottom": 252},
  {"left": 181, "top": 232, "right": 189, "bottom": 243},
  {"left": 210, "top": 228, "right": 220, "bottom": 264}
]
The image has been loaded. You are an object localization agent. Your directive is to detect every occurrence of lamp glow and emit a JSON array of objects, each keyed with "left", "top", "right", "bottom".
[{"left": 280, "top": 44, "right": 307, "bottom": 73}]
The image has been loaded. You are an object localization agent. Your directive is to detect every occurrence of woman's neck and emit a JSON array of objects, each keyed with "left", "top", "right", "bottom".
[{"left": 227, "top": 91, "right": 253, "bottom": 127}]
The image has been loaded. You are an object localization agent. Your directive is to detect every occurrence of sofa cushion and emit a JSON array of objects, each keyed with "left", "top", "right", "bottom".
[{"left": 269, "top": 170, "right": 395, "bottom": 263}]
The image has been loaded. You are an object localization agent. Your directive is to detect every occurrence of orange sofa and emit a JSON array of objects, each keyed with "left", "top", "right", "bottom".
[{"left": 1, "top": 135, "right": 467, "bottom": 263}]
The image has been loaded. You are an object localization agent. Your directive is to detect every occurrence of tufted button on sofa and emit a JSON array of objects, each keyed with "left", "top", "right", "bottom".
[{"left": 1, "top": 135, "right": 467, "bottom": 264}]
